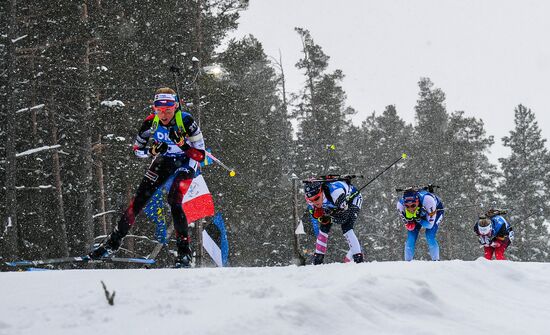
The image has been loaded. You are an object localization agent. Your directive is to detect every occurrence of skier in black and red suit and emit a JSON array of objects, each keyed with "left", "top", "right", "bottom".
[{"left": 89, "top": 87, "right": 205, "bottom": 267}]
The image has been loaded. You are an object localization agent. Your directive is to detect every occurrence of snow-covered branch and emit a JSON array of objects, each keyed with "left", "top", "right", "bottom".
[
  {"left": 11, "top": 35, "right": 28, "bottom": 43},
  {"left": 15, "top": 104, "right": 45, "bottom": 114},
  {"left": 92, "top": 210, "right": 117, "bottom": 218},
  {"left": 3, "top": 217, "right": 13, "bottom": 236},
  {"left": 15, "top": 185, "right": 53, "bottom": 190},
  {"left": 100, "top": 100, "right": 125, "bottom": 108},
  {"left": 16, "top": 145, "right": 61, "bottom": 157}
]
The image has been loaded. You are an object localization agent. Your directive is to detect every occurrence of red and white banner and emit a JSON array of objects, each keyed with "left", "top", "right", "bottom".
[{"left": 182, "top": 174, "right": 215, "bottom": 224}]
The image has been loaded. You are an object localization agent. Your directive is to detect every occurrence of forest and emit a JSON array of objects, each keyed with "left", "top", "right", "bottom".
[{"left": 2, "top": 0, "right": 550, "bottom": 267}]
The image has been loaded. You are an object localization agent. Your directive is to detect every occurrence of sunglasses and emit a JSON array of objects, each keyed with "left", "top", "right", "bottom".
[
  {"left": 306, "top": 188, "right": 324, "bottom": 203},
  {"left": 308, "top": 194, "right": 322, "bottom": 202},
  {"left": 153, "top": 105, "right": 177, "bottom": 113},
  {"left": 404, "top": 203, "right": 418, "bottom": 209}
]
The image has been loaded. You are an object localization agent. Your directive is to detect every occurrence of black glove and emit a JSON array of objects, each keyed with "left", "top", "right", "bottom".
[
  {"left": 169, "top": 128, "right": 187, "bottom": 148},
  {"left": 318, "top": 215, "right": 332, "bottom": 225},
  {"left": 334, "top": 194, "right": 349, "bottom": 211},
  {"left": 169, "top": 127, "right": 205, "bottom": 161},
  {"left": 149, "top": 141, "right": 168, "bottom": 156}
]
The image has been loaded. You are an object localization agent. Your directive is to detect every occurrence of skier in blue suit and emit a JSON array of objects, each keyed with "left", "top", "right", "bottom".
[
  {"left": 304, "top": 178, "right": 364, "bottom": 265},
  {"left": 396, "top": 187, "right": 444, "bottom": 261},
  {"left": 474, "top": 209, "right": 514, "bottom": 260}
]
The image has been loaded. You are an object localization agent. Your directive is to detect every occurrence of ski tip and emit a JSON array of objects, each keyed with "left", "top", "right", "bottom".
[{"left": 5, "top": 261, "right": 31, "bottom": 267}]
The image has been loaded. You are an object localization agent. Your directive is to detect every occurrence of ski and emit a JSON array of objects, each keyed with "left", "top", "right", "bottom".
[{"left": 5, "top": 256, "right": 155, "bottom": 268}]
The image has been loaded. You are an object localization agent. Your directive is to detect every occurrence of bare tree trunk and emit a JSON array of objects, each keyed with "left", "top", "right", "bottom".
[
  {"left": 4, "top": 0, "right": 20, "bottom": 258},
  {"left": 292, "top": 178, "right": 306, "bottom": 265},
  {"left": 125, "top": 185, "right": 135, "bottom": 254},
  {"left": 49, "top": 106, "right": 69, "bottom": 257},
  {"left": 94, "top": 134, "right": 108, "bottom": 234},
  {"left": 277, "top": 50, "right": 288, "bottom": 113},
  {"left": 80, "top": 1, "right": 94, "bottom": 249},
  {"left": 193, "top": 0, "right": 204, "bottom": 267}
]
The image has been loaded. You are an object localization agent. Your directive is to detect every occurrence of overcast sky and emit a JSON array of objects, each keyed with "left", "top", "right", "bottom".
[{"left": 232, "top": 0, "right": 550, "bottom": 163}]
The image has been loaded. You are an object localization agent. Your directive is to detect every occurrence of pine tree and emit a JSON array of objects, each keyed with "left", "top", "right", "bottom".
[
  {"left": 443, "top": 111, "right": 499, "bottom": 260},
  {"left": 292, "top": 28, "right": 357, "bottom": 262},
  {"left": 345, "top": 105, "right": 413, "bottom": 261},
  {"left": 406, "top": 78, "right": 498, "bottom": 260},
  {"left": 499, "top": 104, "right": 550, "bottom": 261},
  {"left": 203, "top": 36, "right": 293, "bottom": 266},
  {"left": 293, "top": 27, "right": 355, "bottom": 177}
]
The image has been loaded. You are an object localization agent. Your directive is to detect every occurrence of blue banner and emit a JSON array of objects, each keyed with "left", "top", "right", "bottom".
[{"left": 213, "top": 213, "right": 229, "bottom": 266}]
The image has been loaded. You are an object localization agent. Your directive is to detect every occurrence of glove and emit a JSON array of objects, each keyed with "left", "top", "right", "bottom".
[
  {"left": 478, "top": 236, "right": 491, "bottom": 246},
  {"left": 148, "top": 141, "right": 168, "bottom": 156},
  {"left": 334, "top": 194, "right": 349, "bottom": 211},
  {"left": 490, "top": 241, "right": 501, "bottom": 248},
  {"left": 169, "top": 128, "right": 205, "bottom": 161},
  {"left": 133, "top": 144, "right": 149, "bottom": 158},
  {"left": 405, "top": 221, "right": 417, "bottom": 231},
  {"left": 318, "top": 215, "right": 332, "bottom": 225},
  {"left": 169, "top": 128, "right": 186, "bottom": 147}
]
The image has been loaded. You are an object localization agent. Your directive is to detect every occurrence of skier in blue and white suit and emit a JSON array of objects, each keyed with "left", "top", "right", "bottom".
[
  {"left": 396, "top": 187, "right": 444, "bottom": 261},
  {"left": 304, "top": 179, "right": 364, "bottom": 265}
]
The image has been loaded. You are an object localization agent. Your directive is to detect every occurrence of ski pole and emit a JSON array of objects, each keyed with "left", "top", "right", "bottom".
[
  {"left": 169, "top": 65, "right": 184, "bottom": 105},
  {"left": 347, "top": 153, "right": 407, "bottom": 201},
  {"left": 507, "top": 207, "right": 543, "bottom": 225},
  {"left": 206, "top": 151, "right": 236, "bottom": 177}
]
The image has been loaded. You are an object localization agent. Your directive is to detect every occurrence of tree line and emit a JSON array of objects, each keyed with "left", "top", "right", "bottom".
[{"left": 2, "top": 1, "right": 549, "bottom": 266}]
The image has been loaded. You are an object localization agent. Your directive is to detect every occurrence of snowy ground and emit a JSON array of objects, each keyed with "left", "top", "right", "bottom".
[{"left": 1, "top": 260, "right": 550, "bottom": 335}]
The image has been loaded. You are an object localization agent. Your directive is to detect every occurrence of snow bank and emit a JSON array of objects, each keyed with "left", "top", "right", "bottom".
[{"left": 1, "top": 260, "right": 549, "bottom": 335}]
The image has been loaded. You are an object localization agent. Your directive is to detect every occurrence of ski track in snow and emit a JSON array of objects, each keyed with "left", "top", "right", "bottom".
[{"left": 1, "top": 260, "right": 550, "bottom": 335}]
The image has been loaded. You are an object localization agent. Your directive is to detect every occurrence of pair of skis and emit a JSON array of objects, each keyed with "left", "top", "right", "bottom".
[{"left": 5, "top": 225, "right": 176, "bottom": 270}]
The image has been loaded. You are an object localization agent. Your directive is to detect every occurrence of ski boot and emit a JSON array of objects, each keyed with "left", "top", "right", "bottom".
[
  {"left": 174, "top": 237, "right": 192, "bottom": 268},
  {"left": 174, "top": 254, "right": 192, "bottom": 268},
  {"left": 352, "top": 253, "right": 364, "bottom": 263},
  {"left": 312, "top": 253, "right": 325, "bottom": 265},
  {"left": 88, "top": 230, "right": 123, "bottom": 260}
]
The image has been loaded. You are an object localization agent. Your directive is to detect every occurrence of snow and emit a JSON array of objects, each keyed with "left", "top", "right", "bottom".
[{"left": 1, "top": 260, "right": 550, "bottom": 335}]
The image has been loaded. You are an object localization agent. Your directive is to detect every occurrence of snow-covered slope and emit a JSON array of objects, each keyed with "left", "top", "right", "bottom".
[{"left": 1, "top": 260, "right": 549, "bottom": 335}]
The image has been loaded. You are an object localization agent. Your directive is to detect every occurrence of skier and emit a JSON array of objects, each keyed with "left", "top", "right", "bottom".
[
  {"left": 304, "top": 177, "right": 364, "bottom": 265},
  {"left": 89, "top": 87, "right": 206, "bottom": 268},
  {"left": 474, "top": 209, "right": 514, "bottom": 260},
  {"left": 397, "top": 187, "right": 444, "bottom": 261}
]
